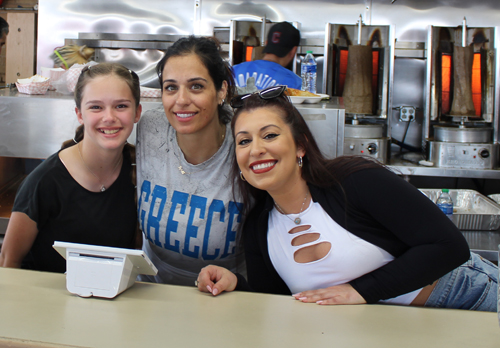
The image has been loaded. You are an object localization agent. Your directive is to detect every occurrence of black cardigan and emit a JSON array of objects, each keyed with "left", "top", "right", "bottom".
[{"left": 235, "top": 167, "right": 470, "bottom": 304}]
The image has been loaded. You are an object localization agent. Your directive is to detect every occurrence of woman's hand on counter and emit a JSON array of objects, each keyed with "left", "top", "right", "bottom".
[
  {"left": 292, "top": 283, "right": 367, "bottom": 305},
  {"left": 197, "top": 265, "right": 238, "bottom": 296}
]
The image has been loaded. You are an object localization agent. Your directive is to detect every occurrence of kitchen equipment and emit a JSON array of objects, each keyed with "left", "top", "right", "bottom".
[
  {"left": 420, "top": 189, "right": 500, "bottom": 230},
  {"left": 433, "top": 124, "right": 492, "bottom": 143},
  {"left": 425, "top": 21, "right": 499, "bottom": 169},
  {"left": 324, "top": 17, "right": 394, "bottom": 163},
  {"left": 343, "top": 123, "right": 389, "bottom": 160}
]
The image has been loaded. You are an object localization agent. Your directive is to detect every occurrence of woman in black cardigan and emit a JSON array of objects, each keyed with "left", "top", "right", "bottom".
[{"left": 196, "top": 86, "right": 498, "bottom": 311}]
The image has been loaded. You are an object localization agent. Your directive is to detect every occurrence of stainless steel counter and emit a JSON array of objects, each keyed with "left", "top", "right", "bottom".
[
  {"left": 463, "top": 231, "right": 500, "bottom": 263},
  {"left": 388, "top": 158, "right": 500, "bottom": 180},
  {"left": 0, "top": 90, "right": 344, "bottom": 159},
  {"left": 0, "top": 89, "right": 159, "bottom": 159}
]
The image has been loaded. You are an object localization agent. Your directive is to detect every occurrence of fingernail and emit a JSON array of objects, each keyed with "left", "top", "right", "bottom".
[
  {"left": 212, "top": 288, "right": 219, "bottom": 296},
  {"left": 207, "top": 285, "right": 212, "bottom": 293},
  {"left": 292, "top": 293, "right": 300, "bottom": 297},
  {"left": 316, "top": 301, "right": 324, "bottom": 305},
  {"left": 298, "top": 297, "right": 307, "bottom": 301}
]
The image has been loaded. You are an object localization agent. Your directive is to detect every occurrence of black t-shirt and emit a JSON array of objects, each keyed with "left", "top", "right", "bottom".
[{"left": 13, "top": 150, "right": 137, "bottom": 273}]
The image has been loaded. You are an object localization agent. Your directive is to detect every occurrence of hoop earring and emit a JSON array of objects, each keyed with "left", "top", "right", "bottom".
[
  {"left": 298, "top": 156, "right": 303, "bottom": 168},
  {"left": 240, "top": 171, "right": 246, "bottom": 181}
]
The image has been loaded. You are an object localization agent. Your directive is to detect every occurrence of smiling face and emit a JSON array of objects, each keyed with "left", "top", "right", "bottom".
[
  {"left": 234, "top": 106, "right": 305, "bottom": 196},
  {"left": 75, "top": 74, "right": 141, "bottom": 153},
  {"left": 161, "top": 53, "right": 227, "bottom": 136}
]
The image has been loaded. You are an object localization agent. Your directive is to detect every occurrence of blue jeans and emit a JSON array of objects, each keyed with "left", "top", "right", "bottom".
[{"left": 424, "top": 253, "right": 498, "bottom": 312}]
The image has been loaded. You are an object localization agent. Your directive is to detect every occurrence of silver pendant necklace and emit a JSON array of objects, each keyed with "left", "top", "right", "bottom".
[
  {"left": 78, "top": 142, "right": 122, "bottom": 192},
  {"left": 274, "top": 192, "right": 309, "bottom": 225}
]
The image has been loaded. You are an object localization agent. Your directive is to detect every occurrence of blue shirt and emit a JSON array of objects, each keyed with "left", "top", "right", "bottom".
[{"left": 232, "top": 60, "right": 302, "bottom": 90}]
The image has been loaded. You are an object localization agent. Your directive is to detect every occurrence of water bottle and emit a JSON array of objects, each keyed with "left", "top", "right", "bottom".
[
  {"left": 436, "top": 189, "right": 453, "bottom": 219},
  {"left": 301, "top": 51, "right": 317, "bottom": 94}
]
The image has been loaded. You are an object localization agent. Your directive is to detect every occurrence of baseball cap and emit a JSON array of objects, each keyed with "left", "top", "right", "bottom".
[{"left": 262, "top": 22, "right": 300, "bottom": 58}]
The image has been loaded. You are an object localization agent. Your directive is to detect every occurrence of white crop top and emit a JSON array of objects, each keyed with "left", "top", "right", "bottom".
[{"left": 268, "top": 201, "right": 422, "bottom": 305}]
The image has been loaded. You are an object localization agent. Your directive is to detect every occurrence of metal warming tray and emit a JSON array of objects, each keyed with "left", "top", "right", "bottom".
[{"left": 419, "top": 189, "right": 500, "bottom": 231}]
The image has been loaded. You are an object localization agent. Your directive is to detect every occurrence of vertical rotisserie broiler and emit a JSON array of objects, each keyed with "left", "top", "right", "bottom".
[{"left": 425, "top": 19, "right": 498, "bottom": 169}]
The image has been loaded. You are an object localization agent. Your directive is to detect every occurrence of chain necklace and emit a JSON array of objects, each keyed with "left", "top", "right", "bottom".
[
  {"left": 274, "top": 192, "right": 309, "bottom": 225},
  {"left": 174, "top": 125, "right": 225, "bottom": 175},
  {"left": 78, "top": 142, "right": 122, "bottom": 192},
  {"left": 173, "top": 151, "right": 210, "bottom": 175}
]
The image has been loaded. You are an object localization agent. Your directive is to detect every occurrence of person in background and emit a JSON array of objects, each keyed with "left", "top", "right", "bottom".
[
  {"left": 197, "top": 86, "right": 498, "bottom": 312},
  {"left": 0, "top": 63, "right": 142, "bottom": 272},
  {"left": 136, "top": 36, "right": 245, "bottom": 286},
  {"left": 0, "top": 17, "right": 9, "bottom": 54},
  {"left": 232, "top": 22, "right": 302, "bottom": 90}
]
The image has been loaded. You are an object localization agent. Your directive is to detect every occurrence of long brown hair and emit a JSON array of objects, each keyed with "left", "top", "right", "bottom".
[
  {"left": 61, "top": 62, "right": 141, "bottom": 190},
  {"left": 230, "top": 93, "right": 383, "bottom": 214}
]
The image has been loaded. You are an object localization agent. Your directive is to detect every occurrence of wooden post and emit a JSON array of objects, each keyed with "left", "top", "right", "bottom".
[{"left": 5, "top": 12, "right": 36, "bottom": 84}]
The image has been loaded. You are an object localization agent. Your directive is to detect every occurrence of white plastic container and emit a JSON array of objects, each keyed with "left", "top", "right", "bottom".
[{"left": 53, "top": 241, "right": 158, "bottom": 298}]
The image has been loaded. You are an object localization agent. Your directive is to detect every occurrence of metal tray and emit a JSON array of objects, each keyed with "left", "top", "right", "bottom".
[{"left": 419, "top": 189, "right": 500, "bottom": 231}]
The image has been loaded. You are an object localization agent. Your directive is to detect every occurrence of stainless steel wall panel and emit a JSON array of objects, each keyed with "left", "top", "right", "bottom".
[
  {"left": 37, "top": 0, "right": 500, "bottom": 72},
  {"left": 37, "top": 0, "right": 194, "bottom": 74},
  {"left": 0, "top": 91, "right": 78, "bottom": 159},
  {"left": 371, "top": 0, "right": 500, "bottom": 41},
  {"left": 0, "top": 90, "right": 161, "bottom": 159},
  {"left": 199, "top": 1, "right": 369, "bottom": 37},
  {"left": 391, "top": 57, "right": 425, "bottom": 149},
  {"left": 94, "top": 48, "right": 166, "bottom": 87}
]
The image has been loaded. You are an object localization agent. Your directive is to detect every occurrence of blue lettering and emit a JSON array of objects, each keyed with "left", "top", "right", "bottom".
[
  {"left": 222, "top": 201, "right": 243, "bottom": 258},
  {"left": 202, "top": 199, "right": 225, "bottom": 260},
  {"left": 139, "top": 184, "right": 243, "bottom": 261},
  {"left": 165, "top": 191, "right": 189, "bottom": 252},
  {"left": 138, "top": 181, "right": 151, "bottom": 241},
  {"left": 182, "top": 195, "right": 207, "bottom": 258},
  {"left": 147, "top": 185, "right": 167, "bottom": 247}
]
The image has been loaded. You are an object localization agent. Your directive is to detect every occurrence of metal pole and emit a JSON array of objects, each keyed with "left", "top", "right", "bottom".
[
  {"left": 462, "top": 17, "right": 467, "bottom": 47},
  {"left": 358, "top": 14, "right": 363, "bottom": 45}
]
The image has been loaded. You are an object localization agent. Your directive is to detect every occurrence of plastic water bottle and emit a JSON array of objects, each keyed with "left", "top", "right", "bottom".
[
  {"left": 436, "top": 189, "right": 453, "bottom": 219},
  {"left": 301, "top": 51, "right": 317, "bottom": 94}
]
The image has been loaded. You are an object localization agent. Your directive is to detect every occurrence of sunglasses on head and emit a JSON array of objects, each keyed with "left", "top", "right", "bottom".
[{"left": 230, "top": 85, "right": 288, "bottom": 108}]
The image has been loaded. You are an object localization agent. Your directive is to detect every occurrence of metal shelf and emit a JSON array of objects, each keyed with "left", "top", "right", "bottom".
[{"left": 388, "top": 158, "right": 500, "bottom": 179}]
